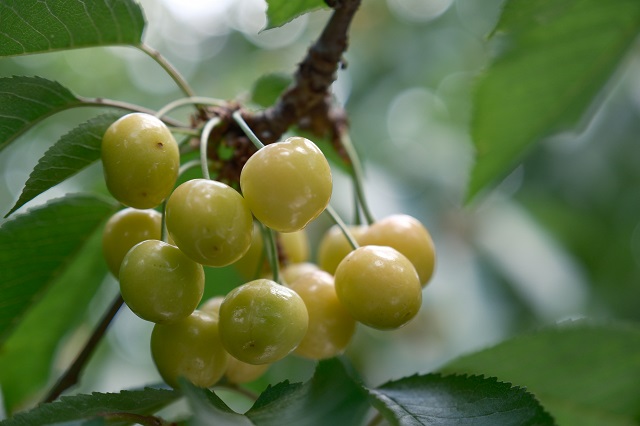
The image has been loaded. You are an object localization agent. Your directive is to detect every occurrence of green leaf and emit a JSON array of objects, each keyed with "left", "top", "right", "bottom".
[
  {"left": 6, "top": 112, "right": 124, "bottom": 217},
  {"left": 441, "top": 321, "right": 640, "bottom": 426},
  {"left": 0, "top": 194, "right": 118, "bottom": 345},
  {"left": 0, "top": 0, "right": 145, "bottom": 57},
  {"left": 0, "top": 76, "right": 84, "bottom": 153},
  {"left": 0, "top": 387, "right": 179, "bottom": 426},
  {"left": 369, "top": 374, "right": 554, "bottom": 426},
  {"left": 245, "top": 358, "right": 369, "bottom": 426},
  {"left": 265, "top": 0, "right": 329, "bottom": 29},
  {"left": 251, "top": 73, "right": 292, "bottom": 108},
  {"left": 467, "top": 0, "right": 640, "bottom": 200},
  {"left": 0, "top": 230, "right": 108, "bottom": 414},
  {"left": 180, "top": 380, "right": 254, "bottom": 426}
]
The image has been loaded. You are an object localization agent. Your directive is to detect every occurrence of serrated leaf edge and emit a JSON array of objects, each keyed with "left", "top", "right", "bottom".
[{"left": 5, "top": 112, "right": 123, "bottom": 217}]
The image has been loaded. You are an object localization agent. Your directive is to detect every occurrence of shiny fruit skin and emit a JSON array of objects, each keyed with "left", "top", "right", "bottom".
[
  {"left": 317, "top": 225, "right": 367, "bottom": 274},
  {"left": 334, "top": 245, "right": 422, "bottom": 330},
  {"left": 233, "top": 223, "right": 311, "bottom": 280},
  {"left": 231, "top": 223, "right": 267, "bottom": 280},
  {"left": 102, "top": 208, "right": 162, "bottom": 276},
  {"left": 225, "top": 356, "right": 270, "bottom": 384},
  {"left": 119, "top": 240, "right": 204, "bottom": 324},
  {"left": 218, "top": 279, "right": 308, "bottom": 365},
  {"left": 102, "top": 113, "right": 179, "bottom": 209},
  {"left": 200, "top": 296, "right": 225, "bottom": 316},
  {"left": 279, "top": 230, "right": 310, "bottom": 264},
  {"left": 289, "top": 270, "right": 356, "bottom": 359},
  {"left": 151, "top": 310, "right": 228, "bottom": 388},
  {"left": 199, "top": 296, "right": 270, "bottom": 384},
  {"left": 280, "top": 262, "right": 320, "bottom": 286},
  {"left": 240, "top": 136, "right": 332, "bottom": 232},
  {"left": 165, "top": 179, "right": 253, "bottom": 267},
  {"left": 359, "top": 214, "right": 435, "bottom": 286}
]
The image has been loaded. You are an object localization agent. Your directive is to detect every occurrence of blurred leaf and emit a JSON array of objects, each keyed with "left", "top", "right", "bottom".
[
  {"left": 0, "top": 76, "right": 83, "bottom": 152},
  {"left": 251, "top": 73, "right": 292, "bottom": 108},
  {"left": 180, "top": 380, "right": 253, "bottom": 426},
  {"left": 0, "top": 231, "right": 108, "bottom": 414},
  {"left": 265, "top": 0, "right": 328, "bottom": 29},
  {"left": 6, "top": 112, "right": 123, "bottom": 217},
  {"left": 0, "top": 194, "right": 118, "bottom": 345},
  {"left": 441, "top": 321, "right": 640, "bottom": 426},
  {"left": 0, "top": 0, "right": 145, "bottom": 57},
  {"left": 0, "top": 387, "right": 179, "bottom": 426},
  {"left": 246, "top": 358, "right": 369, "bottom": 426},
  {"left": 369, "top": 374, "right": 554, "bottom": 426},
  {"left": 467, "top": 0, "right": 640, "bottom": 200}
]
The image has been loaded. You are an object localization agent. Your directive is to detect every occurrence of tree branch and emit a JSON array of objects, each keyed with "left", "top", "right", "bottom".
[
  {"left": 246, "top": 0, "right": 361, "bottom": 143},
  {"left": 203, "top": 0, "right": 361, "bottom": 185},
  {"left": 44, "top": 295, "right": 124, "bottom": 403}
]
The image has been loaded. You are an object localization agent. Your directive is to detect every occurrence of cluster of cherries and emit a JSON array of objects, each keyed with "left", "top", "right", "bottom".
[{"left": 100, "top": 112, "right": 436, "bottom": 388}]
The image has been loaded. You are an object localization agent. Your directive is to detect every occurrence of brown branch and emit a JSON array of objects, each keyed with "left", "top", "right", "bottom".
[
  {"left": 44, "top": 295, "right": 124, "bottom": 403},
  {"left": 203, "top": 0, "right": 361, "bottom": 185},
  {"left": 243, "top": 0, "right": 362, "bottom": 144}
]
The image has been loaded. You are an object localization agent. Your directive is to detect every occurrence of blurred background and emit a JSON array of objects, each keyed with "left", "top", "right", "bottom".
[{"left": 1, "top": 0, "right": 639, "bottom": 416}]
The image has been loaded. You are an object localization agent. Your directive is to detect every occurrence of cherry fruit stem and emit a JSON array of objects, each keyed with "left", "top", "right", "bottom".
[
  {"left": 325, "top": 204, "right": 360, "bottom": 250},
  {"left": 78, "top": 97, "right": 185, "bottom": 128},
  {"left": 339, "top": 128, "right": 375, "bottom": 225},
  {"left": 261, "top": 224, "right": 281, "bottom": 284},
  {"left": 139, "top": 43, "right": 195, "bottom": 98},
  {"left": 233, "top": 110, "right": 266, "bottom": 150},
  {"left": 155, "top": 96, "right": 227, "bottom": 119},
  {"left": 200, "top": 118, "right": 222, "bottom": 180}
]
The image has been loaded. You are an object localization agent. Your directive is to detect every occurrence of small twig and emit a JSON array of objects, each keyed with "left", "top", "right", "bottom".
[
  {"left": 44, "top": 295, "right": 125, "bottom": 403},
  {"left": 244, "top": 0, "right": 362, "bottom": 143}
]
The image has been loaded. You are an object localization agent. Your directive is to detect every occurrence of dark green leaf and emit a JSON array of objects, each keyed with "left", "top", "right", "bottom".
[
  {"left": 0, "top": 387, "right": 179, "bottom": 426},
  {"left": 0, "top": 194, "right": 118, "bottom": 345},
  {"left": 265, "top": 0, "right": 329, "bottom": 29},
  {"left": 0, "top": 0, "right": 145, "bottom": 57},
  {"left": 0, "top": 76, "right": 83, "bottom": 153},
  {"left": 180, "top": 380, "right": 254, "bottom": 426},
  {"left": 6, "top": 112, "right": 123, "bottom": 217},
  {"left": 369, "top": 374, "right": 554, "bottom": 426},
  {"left": 0, "top": 231, "right": 108, "bottom": 414},
  {"left": 246, "top": 358, "right": 369, "bottom": 426},
  {"left": 467, "top": 0, "right": 640, "bottom": 200},
  {"left": 441, "top": 321, "right": 640, "bottom": 426},
  {"left": 250, "top": 73, "right": 292, "bottom": 108}
]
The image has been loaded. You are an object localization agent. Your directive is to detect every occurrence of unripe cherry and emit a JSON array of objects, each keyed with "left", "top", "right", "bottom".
[
  {"left": 334, "top": 245, "right": 422, "bottom": 330},
  {"left": 240, "top": 136, "right": 332, "bottom": 232},
  {"left": 165, "top": 179, "right": 253, "bottom": 267},
  {"left": 102, "top": 113, "right": 179, "bottom": 209},
  {"left": 359, "top": 214, "right": 436, "bottom": 286},
  {"left": 102, "top": 208, "right": 161, "bottom": 276},
  {"left": 218, "top": 279, "right": 308, "bottom": 365}
]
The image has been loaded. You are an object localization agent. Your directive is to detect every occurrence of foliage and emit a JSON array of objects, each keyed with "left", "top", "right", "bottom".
[{"left": 0, "top": 0, "right": 639, "bottom": 425}]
